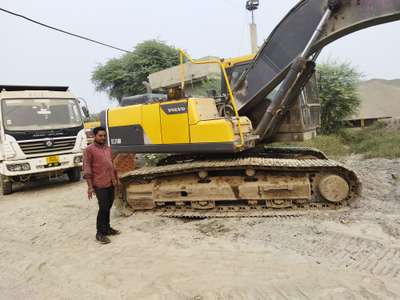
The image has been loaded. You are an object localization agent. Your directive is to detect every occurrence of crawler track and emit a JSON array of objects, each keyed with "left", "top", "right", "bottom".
[{"left": 120, "top": 148, "right": 362, "bottom": 218}]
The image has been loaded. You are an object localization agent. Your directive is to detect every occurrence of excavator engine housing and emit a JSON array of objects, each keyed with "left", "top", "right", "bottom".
[{"left": 102, "top": 97, "right": 256, "bottom": 154}]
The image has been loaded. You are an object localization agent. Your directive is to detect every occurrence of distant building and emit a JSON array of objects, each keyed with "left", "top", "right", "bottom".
[
  {"left": 148, "top": 57, "right": 221, "bottom": 96},
  {"left": 348, "top": 79, "right": 400, "bottom": 127}
]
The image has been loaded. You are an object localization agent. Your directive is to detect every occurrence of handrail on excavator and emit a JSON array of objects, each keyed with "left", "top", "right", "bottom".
[{"left": 177, "top": 49, "right": 245, "bottom": 148}]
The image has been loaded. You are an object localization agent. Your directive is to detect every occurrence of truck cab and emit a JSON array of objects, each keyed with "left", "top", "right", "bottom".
[{"left": 0, "top": 85, "right": 89, "bottom": 194}]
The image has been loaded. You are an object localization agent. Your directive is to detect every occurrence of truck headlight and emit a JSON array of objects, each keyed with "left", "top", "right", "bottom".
[
  {"left": 74, "top": 155, "right": 83, "bottom": 164},
  {"left": 22, "top": 163, "right": 31, "bottom": 171},
  {"left": 7, "top": 163, "right": 31, "bottom": 172},
  {"left": 85, "top": 129, "right": 94, "bottom": 139}
]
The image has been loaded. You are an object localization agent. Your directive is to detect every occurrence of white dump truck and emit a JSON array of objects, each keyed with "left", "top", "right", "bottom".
[{"left": 0, "top": 85, "right": 90, "bottom": 195}]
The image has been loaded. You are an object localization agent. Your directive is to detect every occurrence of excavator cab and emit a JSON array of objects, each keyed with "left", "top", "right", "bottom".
[
  {"left": 221, "top": 56, "right": 321, "bottom": 142},
  {"left": 103, "top": 55, "right": 258, "bottom": 155}
]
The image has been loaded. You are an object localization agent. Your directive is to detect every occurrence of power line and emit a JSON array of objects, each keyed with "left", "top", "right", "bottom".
[{"left": 0, "top": 7, "right": 131, "bottom": 53}]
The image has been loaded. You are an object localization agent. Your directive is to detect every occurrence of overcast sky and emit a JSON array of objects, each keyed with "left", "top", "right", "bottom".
[{"left": 1, "top": 0, "right": 400, "bottom": 113}]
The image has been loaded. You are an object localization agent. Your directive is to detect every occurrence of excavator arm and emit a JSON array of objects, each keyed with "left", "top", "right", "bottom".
[{"left": 234, "top": 0, "right": 400, "bottom": 140}]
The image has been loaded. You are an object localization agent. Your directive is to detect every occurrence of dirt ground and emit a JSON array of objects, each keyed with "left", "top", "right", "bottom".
[{"left": 0, "top": 157, "right": 399, "bottom": 300}]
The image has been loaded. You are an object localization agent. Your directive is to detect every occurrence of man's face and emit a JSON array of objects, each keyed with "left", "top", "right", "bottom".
[{"left": 94, "top": 130, "right": 107, "bottom": 145}]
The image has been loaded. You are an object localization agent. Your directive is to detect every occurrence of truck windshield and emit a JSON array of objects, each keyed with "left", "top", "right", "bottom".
[{"left": 2, "top": 99, "right": 83, "bottom": 131}]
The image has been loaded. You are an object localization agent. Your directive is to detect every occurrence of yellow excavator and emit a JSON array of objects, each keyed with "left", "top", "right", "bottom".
[{"left": 101, "top": 0, "right": 400, "bottom": 218}]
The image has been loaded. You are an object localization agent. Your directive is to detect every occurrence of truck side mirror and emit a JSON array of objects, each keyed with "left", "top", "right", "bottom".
[
  {"left": 78, "top": 97, "right": 90, "bottom": 119},
  {"left": 82, "top": 106, "right": 90, "bottom": 119}
]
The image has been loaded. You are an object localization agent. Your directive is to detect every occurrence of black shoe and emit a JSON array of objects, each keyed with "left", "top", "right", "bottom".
[
  {"left": 96, "top": 233, "right": 111, "bottom": 244},
  {"left": 107, "top": 228, "right": 121, "bottom": 236}
]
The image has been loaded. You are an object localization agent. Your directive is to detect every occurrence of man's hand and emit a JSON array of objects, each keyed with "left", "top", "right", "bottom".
[
  {"left": 88, "top": 187, "right": 95, "bottom": 200},
  {"left": 113, "top": 179, "right": 123, "bottom": 194},
  {"left": 116, "top": 180, "right": 123, "bottom": 194}
]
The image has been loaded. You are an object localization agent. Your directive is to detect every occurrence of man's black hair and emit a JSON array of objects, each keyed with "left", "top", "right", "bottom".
[{"left": 93, "top": 126, "right": 107, "bottom": 136}]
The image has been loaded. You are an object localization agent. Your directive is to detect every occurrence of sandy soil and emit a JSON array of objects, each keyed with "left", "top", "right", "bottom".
[{"left": 0, "top": 158, "right": 399, "bottom": 300}]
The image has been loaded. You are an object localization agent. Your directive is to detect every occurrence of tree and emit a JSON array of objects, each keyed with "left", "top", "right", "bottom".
[
  {"left": 190, "top": 78, "right": 221, "bottom": 97},
  {"left": 92, "top": 40, "right": 180, "bottom": 102},
  {"left": 317, "top": 61, "right": 361, "bottom": 134}
]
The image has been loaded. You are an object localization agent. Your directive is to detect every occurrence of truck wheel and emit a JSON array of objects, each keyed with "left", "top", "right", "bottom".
[
  {"left": 67, "top": 168, "right": 81, "bottom": 182},
  {"left": 0, "top": 176, "right": 13, "bottom": 195}
]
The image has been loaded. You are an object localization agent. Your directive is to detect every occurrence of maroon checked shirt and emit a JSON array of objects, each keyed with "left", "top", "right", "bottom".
[{"left": 83, "top": 143, "right": 117, "bottom": 188}]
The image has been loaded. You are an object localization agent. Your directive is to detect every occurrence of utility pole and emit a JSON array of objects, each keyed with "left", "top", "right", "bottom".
[{"left": 246, "top": 0, "right": 259, "bottom": 54}]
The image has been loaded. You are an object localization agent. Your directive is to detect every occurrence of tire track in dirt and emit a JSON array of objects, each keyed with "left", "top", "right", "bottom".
[{"left": 276, "top": 230, "right": 400, "bottom": 279}]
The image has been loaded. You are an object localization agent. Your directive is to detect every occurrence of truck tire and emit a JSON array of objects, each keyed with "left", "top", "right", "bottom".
[
  {"left": 0, "top": 176, "right": 13, "bottom": 195},
  {"left": 67, "top": 167, "right": 81, "bottom": 182}
]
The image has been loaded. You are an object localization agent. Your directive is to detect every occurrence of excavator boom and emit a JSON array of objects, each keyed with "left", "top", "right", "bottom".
[{"left": 236, "top": 0, "right": 400, "bottom": 124}]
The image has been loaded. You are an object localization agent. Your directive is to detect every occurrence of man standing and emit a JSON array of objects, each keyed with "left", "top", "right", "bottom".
[{"left": 83, "top": 127, "right": 121, "bottom": 244}]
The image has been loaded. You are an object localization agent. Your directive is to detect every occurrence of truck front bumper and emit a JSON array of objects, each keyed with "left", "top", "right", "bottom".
[{"left": 1, "top": 153, "right": 83, "bottom": 177}]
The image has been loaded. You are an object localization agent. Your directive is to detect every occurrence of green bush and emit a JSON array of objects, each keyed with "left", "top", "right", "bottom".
[{"left": 317, "top": 62, "right": 361, "bottom": 134}]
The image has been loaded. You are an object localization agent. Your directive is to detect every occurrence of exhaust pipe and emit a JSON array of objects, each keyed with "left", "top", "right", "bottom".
[{"left": 142, "top": 81, "right": 152, "bottom": 93}]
